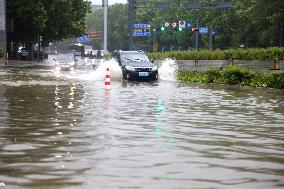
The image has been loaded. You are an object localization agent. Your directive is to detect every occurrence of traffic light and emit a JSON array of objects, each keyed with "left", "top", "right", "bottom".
[
  {"left": 192, "top": 27, "right": 199, "bottom": 32},
  {"left": 161, "top": 26, "right": 165, "bottom": 31},
  {"left": 178, "top": 27, "right": 183, "bottom": 32}
]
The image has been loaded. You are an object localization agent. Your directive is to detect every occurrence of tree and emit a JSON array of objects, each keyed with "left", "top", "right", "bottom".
[
  {"left": 41, "top": 0, "right": 91, "bottom": 44},
  {"left": 86, "top": 4, "right": 129, "bottom": 51},
  {"left": 7, "top": 0, "right": 91, "bottom": 56},
  {"left": 8, "top": 0, "right": 47, "bottom": 56}
]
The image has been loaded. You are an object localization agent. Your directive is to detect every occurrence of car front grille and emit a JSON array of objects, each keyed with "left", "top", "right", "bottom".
[{"left": 135, "top": 67, "right": 152, "bottom": 72}]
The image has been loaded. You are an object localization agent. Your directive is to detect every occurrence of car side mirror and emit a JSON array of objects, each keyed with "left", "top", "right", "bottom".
[
  {"left": 75, "top": 58, "right": 78, "bottom": 62},
  {"left": 151, "top": 59, "right": 154, "bottom": 63},
  {"left": 53, "top": 58, "right": 56, "bottom": 61}
]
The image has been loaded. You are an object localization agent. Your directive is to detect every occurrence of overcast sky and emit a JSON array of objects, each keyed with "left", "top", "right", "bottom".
[{"left": 91, "top": 0, "right": 127, "bottom": 5}]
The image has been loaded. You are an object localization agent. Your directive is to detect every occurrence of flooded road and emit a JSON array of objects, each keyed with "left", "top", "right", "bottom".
[{"left": 0, "top": 59, "right": 283, "bottom": 189}]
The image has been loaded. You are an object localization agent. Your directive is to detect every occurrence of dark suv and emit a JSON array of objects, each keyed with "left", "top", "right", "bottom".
[{"left": 112, "top": 50, "right": 158, "bottom": 81}]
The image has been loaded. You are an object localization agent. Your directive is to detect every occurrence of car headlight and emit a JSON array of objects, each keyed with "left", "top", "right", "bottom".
[
  {"left": 152, "top": 66, "right": 158, "bottom": 71},
  {"left": 70, "top": 62, "right": 75, "bottom": 66},
  {"left": 125, "top": 65, "right": 135, "bottom": 71}
]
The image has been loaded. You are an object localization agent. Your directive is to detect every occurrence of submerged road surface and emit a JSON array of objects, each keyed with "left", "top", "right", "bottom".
[{"left": 0, "top": 61, "right": 283, "bottom": 189}]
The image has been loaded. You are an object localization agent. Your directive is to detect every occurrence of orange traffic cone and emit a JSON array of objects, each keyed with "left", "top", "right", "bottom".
[{"left": 105, "top": 67, "right": 111, "bottom": 89}]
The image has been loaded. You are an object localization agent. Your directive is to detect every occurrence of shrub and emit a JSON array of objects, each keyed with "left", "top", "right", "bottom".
[
  {"left": 252, "top": 72, "right": 284, "bottom": 89},
  {"left": 220, "top": 65, "right": 255, "bottom": 85},
  {"left": 204, "top": 68, "right": 222, "bottom": 83},
  {"left": 176, "top": 65, "right": 284, "bottom": 89},
  {"left": 148, "top": 48, "right": 284, "bottom": 61}
]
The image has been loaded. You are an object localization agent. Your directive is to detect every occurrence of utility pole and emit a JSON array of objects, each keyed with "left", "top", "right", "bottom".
[
  {"left": 37, "top": 33, "right": 40, "bottom": 62},
  {"left": 103, "top": 0, "right": 108, "bottom": 51},
  {"left": 128, "top": 0, "right": 135, "bottom": 50},
  {"left": 153, "top": 16, "right": 157, "bottom": 52}
]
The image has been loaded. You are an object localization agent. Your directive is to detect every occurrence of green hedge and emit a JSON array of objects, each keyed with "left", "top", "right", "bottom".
[
  {"left": 176, "top": 65, "right": 284, "bottom": 89},
  {"left": 148, "top": 48, "right": 284, "bottom": 61}
]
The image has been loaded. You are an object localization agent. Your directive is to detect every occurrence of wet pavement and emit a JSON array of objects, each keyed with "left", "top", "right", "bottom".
[{"left": 0, "top": 58, "right": 283, "bottom": 189}]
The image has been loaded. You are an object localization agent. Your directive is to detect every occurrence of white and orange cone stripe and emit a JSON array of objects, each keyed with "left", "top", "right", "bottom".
[{"left": 105, "top": 67, "right": 111, "bottom": 89}]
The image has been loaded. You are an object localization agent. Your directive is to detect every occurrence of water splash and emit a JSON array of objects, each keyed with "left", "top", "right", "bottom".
[
  {"left": 51, "top": 57, "right": 178, "bottom": 82},
  {"left": 74, "top": 59, "right": 122, "bottom": 81},
  {"left": 92, "top": 59, "right": 122, "bottom": 81},
  {"left": 158, "top": 58, "right": 178, "bottom": 81}
]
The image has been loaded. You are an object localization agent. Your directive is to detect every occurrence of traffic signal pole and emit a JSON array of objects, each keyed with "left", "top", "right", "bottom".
[
  {"left": 195, "top": 20, "right": 199, "bottom": 51},
  {"left": 209, "top": 26, "right": 213, "bottom": 51}
]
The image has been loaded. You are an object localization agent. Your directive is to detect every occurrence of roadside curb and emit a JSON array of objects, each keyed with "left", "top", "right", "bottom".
[{"left": 0, "top": 59, "right": 54, "bottom": 69}]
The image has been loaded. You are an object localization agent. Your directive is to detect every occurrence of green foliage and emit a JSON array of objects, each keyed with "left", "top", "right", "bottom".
[
  {"left": 176, "top": 65, "right": 284, "bottom": 89},
  {"left": 251, "top": 72, "right": 284, "bottom": 89},
  {"left": 7, "top": 0, "right": 91, "bottom": 45},
  {"left": 104, "top": 0, "right": 283, "bottom": 51},
  {"left": 9, "top": 0, "right": 47, "bottom": 44},
  {"left": 7, "top": 0, "right": 284, "bottom": 52},
  {"left": 42, "top": 0, "right": 91, "bottom": 43},
  {"left": 86, "top": 4, "right": 129, "bottom": 51},
  {"left": 218, "top": 65, "right": 255, "bottom": 85},
  {"left": 204, "top": 68, "right": 222, "bottom": 83},
  {"left": 148, "top": 48, "right": 284, "bottom": 60}
]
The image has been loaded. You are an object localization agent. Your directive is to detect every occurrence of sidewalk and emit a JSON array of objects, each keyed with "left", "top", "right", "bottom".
[{"left": 0, "top": 58, "right": 54, "bottom": 69}]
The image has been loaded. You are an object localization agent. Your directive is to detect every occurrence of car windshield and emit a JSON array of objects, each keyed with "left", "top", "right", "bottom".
[
  {"left": 57, "top": 54, "right": 74, "bottom": 63},
  {"left": 121, "top": 52, "right": 149, "bottom": 62}
]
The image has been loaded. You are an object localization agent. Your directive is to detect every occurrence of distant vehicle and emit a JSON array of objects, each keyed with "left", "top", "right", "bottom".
[
  {"left": 112, "top": 50, "right": 158, "bottom": 81},
  {"left": 73, "top": 51, "right": 81, "bottom": 57},
  {"left": 84, "top": 45, "right": 93, "bottom": 58},
  {"left": 68, "top": 43, "right": 84, "bottom": 58},
  {"left": 19, "top": 48, "right": 29, "bottom": 60},
  {"left": 53, "top": 54, "right": 77, "bottom": 71}
]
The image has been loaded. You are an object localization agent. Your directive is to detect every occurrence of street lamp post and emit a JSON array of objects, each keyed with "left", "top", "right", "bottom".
[
  {"left": 103, "top": 0, "right": 108, "bottom": 51},
  {"left": 153, "top": 16, "right": 157, "bottom": 52},
  {"left": 128, "top": 0, "right": 135, "bottom": 50}
]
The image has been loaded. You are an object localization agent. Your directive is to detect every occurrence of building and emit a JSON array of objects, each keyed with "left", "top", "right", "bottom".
[{"left": 0, "top": 0, "right": 6, "bottom": 58}]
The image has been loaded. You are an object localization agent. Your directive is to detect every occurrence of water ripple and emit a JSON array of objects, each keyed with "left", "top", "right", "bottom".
[{"left": 0, "top": 69, "right": 283, "bottom": 189}]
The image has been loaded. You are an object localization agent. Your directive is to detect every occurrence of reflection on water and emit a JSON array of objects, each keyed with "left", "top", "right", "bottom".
[{"left": 0, "top": 68, "right": 283, "bottom": 189}]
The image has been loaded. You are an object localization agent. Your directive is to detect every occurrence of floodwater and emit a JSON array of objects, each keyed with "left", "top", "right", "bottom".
[{"left": 0, "top": 58, "right": 283, "bottom": 189}]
